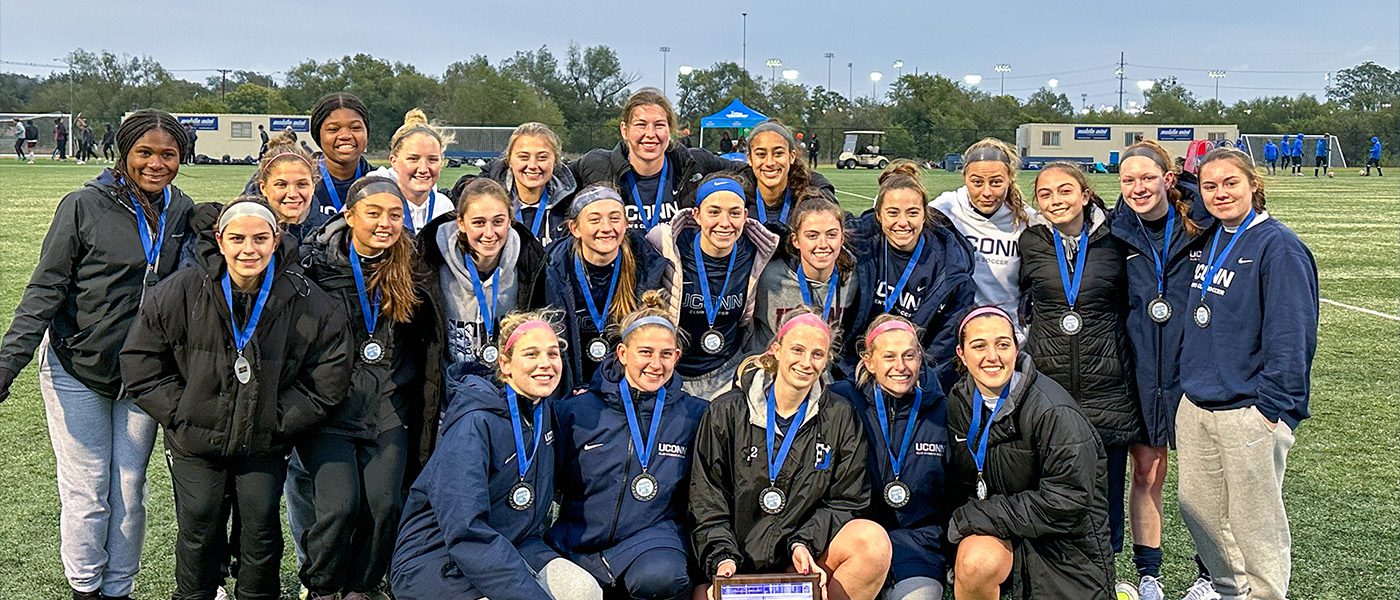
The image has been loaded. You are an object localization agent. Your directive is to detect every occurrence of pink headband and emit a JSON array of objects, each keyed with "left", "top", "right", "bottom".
[
  {"left": 958, "top": 306, "right": 1014, "bottom": 336},
  {"left": 866, "top": 320, "right": 916, "bottom": 345},
  {"left": 502, "top": 319, "right": 555, "bottom": 354},
  {"left": 777, "top": 313, "right": 831, "bottom": 342}
]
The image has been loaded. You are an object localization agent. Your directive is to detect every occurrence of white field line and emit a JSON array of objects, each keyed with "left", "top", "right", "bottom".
[
  {"left": 836, "top": 189, "right": 876, "bottom": 201},
  {"left": 1321, "top": 298, "right": 1400, "bottom": 322}
]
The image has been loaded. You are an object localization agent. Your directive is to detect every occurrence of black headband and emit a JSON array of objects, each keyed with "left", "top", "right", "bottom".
[
  {"left": 965, "top": 145, "right": 1010, "bottom": 164},
  {"left": 345, "top": 175, "right": 405, "bottom": 210},
  {"left": 1122, "top": 146, "right": 1169, "bottom": 171}
]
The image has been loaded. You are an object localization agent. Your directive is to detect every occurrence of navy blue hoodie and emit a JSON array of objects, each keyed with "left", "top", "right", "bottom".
[
  {"left": 1180, "top": 214, "right": 1318, "bottom": 429},
  {"left": 845, "top": 210, "right": 976, "bottom": 391},
  {"left": 391, "top": 367, "right": 556, "bottom": 600},
  {"left": 830, "top": 363, "right": 950, "bottom": 583},
  {"left": 1109, "top": 184, "right": 1215, "bottom": 447},
  {"left": 543, "top": 231, "right": 668, "bottom": 392},
  {"left": 547, "top": 357, "right": 708, "bottom": 584}
]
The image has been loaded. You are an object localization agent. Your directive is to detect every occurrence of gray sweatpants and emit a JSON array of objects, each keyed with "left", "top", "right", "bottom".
[{"left": 1176, "top": 396, "right": 1295, "bottom": 600}]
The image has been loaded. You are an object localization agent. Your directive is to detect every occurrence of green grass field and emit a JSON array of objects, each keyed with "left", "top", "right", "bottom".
[{"left": 1, "top": 161, "right": 1395, "bottom": 599}]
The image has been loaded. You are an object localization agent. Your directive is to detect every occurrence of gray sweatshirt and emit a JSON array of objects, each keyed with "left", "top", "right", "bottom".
[{"left": 435, "top": 221, "right": 521, "bottom": 366}]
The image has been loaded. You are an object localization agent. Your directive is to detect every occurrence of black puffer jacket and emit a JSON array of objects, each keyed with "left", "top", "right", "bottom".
[
  {"left": 946, "top": 354, "right": 1112, "bottom": 600},
  {"left": 690, "top": 367, "right": 870, "bottom": 574},
  {"left": 569, "top": 142, "right": 742, "bottom": 229},
  {"left": 0, "top": 169, "right": 194, "bottom": 398},
  {"left": 120, "top": 234, "right": 351, "bottom": 458},
  {"left": 1017, "top": 205, "right": 1141, "bottom": 447}
]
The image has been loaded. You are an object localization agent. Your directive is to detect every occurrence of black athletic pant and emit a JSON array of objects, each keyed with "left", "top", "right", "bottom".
[
  {"left": 166, "top": 446, "right": 288, "bottom": 600},
  {"left": 13, "top": 139, "right": 24, "bottom": 159},
  {"left": 56, "top": 137, "right": 67, "bottom": 159},
  {"left": 299, "top": 426, "right": 408, "bottom": 594}
]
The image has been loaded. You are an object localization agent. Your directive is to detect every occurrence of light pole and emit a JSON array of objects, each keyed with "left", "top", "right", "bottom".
[
  {"left": 870, "top": 71, "right": 883, "bottom": 101},
  {"left": 1047, "top": 78, "right": 1059, "bottom": 90},
  {"left": 893, "top": 60, "right": 904, "bottom": 79},
  {"left": 741, "top": 13, "right": 748, "bottom": 72},
  {"left": 847, "top": 62, "right": 854, "bottom": 101},
  {"left": 1208, "top": 70, "right": 1226, "bottom": 102},
  {"left": 766, "top": 58, "right": 782, "bottom": 81},
  {"left": 963, "top": 74, "right": 982, "bottom": 87},
  {"left": 53, "top": 57, "right": 74, "bottom": 116},
  {"left": 824, "top": 52, "right": 834, "bottom": 91},
  {"left": 660, "top": 47, "right": 671, "bottom": 95},
  {"left": 994, "top": 63, "right": 1011, "bottom": 96}
]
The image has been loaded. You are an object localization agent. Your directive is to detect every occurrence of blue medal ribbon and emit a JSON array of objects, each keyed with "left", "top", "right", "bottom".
[
  {"left": 573, "top": 253, "right": 622, "bottom": 336},
  {"left": 796, "top": 262, "right": 840, "bottom": 320},
  {"left": 463, "top": 252, "right": 500, "bottom": 344},
  {"left": 619, "top": 379, "right": 667, "bottom": 473},
  {"left": 318, "top": 159, "right": 363, "bottom": 212},
  {"left": 968, "top": 385, "right": 1009, "bottom": 479},
  {"left": 626, "top": 159, "right": 670, "bottom": 229},
  {"left": 130, "top": 186, "right": 170, "bottom": 273},
  {"left": 402, "top": 189, "right": 435, "bottom": 234},
  {"left": 755, "top": 188, "right": 792, "bottom": 224},
  {"left": 1135, "top": 207, "right": 1175, "bottom": 296},
  {"left": 765, "top": 387, "right": 810, "bottom": 483},
  {"left": 873, "top": 386, "right": 923, "bottom": 480},
  {"left": 693, "top": 233, "right": 739, "bottom": 330},
  {"left": 221, "top": 255, "right": 276, "bottom": 354},
  {"left": 504, "top": 386, "right": 545, "bottom": 480},
  {"left": 348, "top": 245, "right": 381, "bottom": 338},
  {"left": 516, "top": 188, "right": 549, "bottom": 238},
  {"left": 882, "top": 236, "right": 926, "bottom": 314},
  {"left": 1199, "top": 210, "right": 1256, "bottom": 303},
  {"left": 1050, "top": 225, "right": 1090, "bottom": 309}
]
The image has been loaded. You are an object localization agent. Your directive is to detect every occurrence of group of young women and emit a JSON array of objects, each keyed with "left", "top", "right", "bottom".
[{"left": 0, "top": 86, "right": 1317, "bottom": 600}]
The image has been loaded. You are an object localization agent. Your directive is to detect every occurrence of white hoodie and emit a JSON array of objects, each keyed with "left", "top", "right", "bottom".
[{"left": 930, "top": 186, "right": 1027, "bottom": 329}]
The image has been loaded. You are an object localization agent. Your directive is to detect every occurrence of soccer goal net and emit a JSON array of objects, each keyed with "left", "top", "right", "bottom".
[
  {"left": 0, "top": 112, "right": 72, "bottom": 158},
  {"left": 440, "top": 126, "right": 517, "bottom": 164},
  {"left": 1239, "top": 133, "right": 1348, "bottom": 169}
]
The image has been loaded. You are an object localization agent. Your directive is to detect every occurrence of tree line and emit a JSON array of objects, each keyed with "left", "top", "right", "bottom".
[{"left": 3, "top": 48, "right": 1395, "bottom": 160}]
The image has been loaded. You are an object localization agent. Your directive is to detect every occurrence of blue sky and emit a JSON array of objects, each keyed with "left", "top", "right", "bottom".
[{"left": 3, "top": 0, "right": 1397, "bottom": 106}]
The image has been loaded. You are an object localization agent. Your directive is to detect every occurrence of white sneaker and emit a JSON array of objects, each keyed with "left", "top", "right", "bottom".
[
  {"left": 215, "top": 586, "right": 229, "bottom": 600},
  {"left": 1139, "top": 575, "right": 1166, "bottom": 600},
  {"left": 1116, "top": 580, "right": 1140, "bottom": 600},
  {"left": 1180, "top": 577, "right": 1222, "bottom": 600}
]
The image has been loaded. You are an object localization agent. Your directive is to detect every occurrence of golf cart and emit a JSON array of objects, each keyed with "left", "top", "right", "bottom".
[{"left": 836, "top": 130, "right": 889, "bottom": 169}]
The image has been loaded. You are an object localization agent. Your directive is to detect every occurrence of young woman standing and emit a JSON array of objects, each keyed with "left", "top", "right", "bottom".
[
  {"left": 545, "top": 184, "right": 667, "bottom": 390},
  {"left": 690, "top": 309, "right": 891, "bottom": 600},
  {"left": 454, "top": 122, "right": 577, "bottom": 245},
  {"left": 391, "top": 312, "right": 601, "bottom": 600},
  {"left": 0, "top": 109, "right": 194, "bottom": 600},
  {"left": 256, "top": 130, "right": 326, "bottom": 242},
  {"left": 547, "top": 293, "right": 709, "bottom": 600},
  {"left": 739, "top": 120, "right": 835, "bottom": 227},
  {"left": 571, "top": 88, "right": 741, "bottom": 231},
  {"left": 752, "top": 195, "right": 857, "bottom": 362},
  {"left": 646, "top": 175, "right": 779, "bottom": 399},
  {"left": 929, "top": 138, "right": 1029, "bottom": 335},
  {"left": 946, "top": 306, "right": 1112, "bottom": 600},
  {"left": 829, "top": 315, "right": 950, "bottom": 600},
  {"left": 377, "top": 109, "right": 454, "bottom": 235},
  {"left": 120, "top": 198, "right": 351, "bottom": 599},
  {"left": 297, "top": 175, "right": 430, "bottom": 599},
  {"left": 308, "top": 92, "right": 374, "bottom": 220},
  {"left": 846, "top": 161, "right": 975, "bottom": 390},
  {"left": 1177, "top": 148, "right": 1317, "bottom": 600}
]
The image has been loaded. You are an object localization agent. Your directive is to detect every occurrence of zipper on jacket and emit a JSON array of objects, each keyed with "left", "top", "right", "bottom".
[{"left": 606, "top": 437, "right": 634, "bottom": 546}]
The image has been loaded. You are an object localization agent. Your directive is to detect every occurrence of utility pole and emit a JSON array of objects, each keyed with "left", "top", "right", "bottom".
[
  {"left": 824, "top": 52, "right": 834, "bottom": 91},
  {"left": 848, "top": 62, "right": 854, "bottom": 101},
  {"left": 217, "top": 68, "right": 233, "bottom": 100},
  {"left": 660, "top": 47, "right": 671, "bottom": 96},
  {"left": 741, "top": 12, "right": 748, "bottom": 101},
  {"left": 1116, "top": 52, "right": 1125, "bottom": 112}
]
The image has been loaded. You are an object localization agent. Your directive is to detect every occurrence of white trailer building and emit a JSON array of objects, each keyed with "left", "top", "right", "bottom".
[
  {"left": 128, "top": 112, "right": 314, "bottom": 162},
  {"left": 1015, "top": 122, "right": 1240, "bottom": 166}
]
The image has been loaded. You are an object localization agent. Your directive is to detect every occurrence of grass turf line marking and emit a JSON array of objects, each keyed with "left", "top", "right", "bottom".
[
  {"left": 1321, "top": 297, "right": 1400, "bottom": 322},
  {"left": 836, "top": 189, "right": 876, "bottom": 201}
]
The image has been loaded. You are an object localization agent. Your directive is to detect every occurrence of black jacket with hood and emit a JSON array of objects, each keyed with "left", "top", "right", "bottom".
[
  {"left": 0, "top": 169, "right": 194, "bottom": 399},
  {"left": 120, "top": 234, "right": 351, "bottom": 458},
  {"left": 569, "top": 142, "right": 743, "bottom": 230},
  {"left": 945, "top": 354, "right": 1113, "bottom": 600},
  {"left": 452, "top": 158, "right": 577, "bottom": 246},
  {"left": 689, "top": 366, "right": 870, "bottom": 574}
]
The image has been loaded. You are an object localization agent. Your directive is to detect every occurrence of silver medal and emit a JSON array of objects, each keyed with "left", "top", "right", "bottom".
[
  {"left": 587, "top": 338, "right": 609, "bottom": 361},
  {"left": 233, "top": 355, "right": 252, "bottom": 385},
  {"left": 1059, "top": 310, "right": 1083, "bottom": 336},
  {"left": 976, "top": 475, "right": 988, "bottom": 501},
  {"left": 1193, "top": 304, "right": 1211, "bottom": 328},
  {"left": 701, "top": 329, "right": 724, "bottom": 354},
  {"left": 508, "top": 481, "right": 534, "bottom": 511},
  {"left": 480, "top": 344, "right": 499, "bottom": 363},
  {"left": 1148, "top": 297, "right": 1172, "bottom": 323},
  {"left": 631, "top": 473, "right": 659, "bottom": 502},
  {"left": 759, "top": 486, "right": 786, "bottom": 514},
  {"left": 883, "top": 480, "right": 911, "bottom": 508},
  {"left": 361, "top": 339, "right": 385, "bottom": 364}
]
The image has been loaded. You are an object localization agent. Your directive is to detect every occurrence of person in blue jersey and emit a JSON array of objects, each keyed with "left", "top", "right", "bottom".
[
  {"left": 547, "top": 292, "right": 709, "bottom": 600},
  {"left": 372, "top": 109, "right": 454, "bottom": 235},
  {"left": 945, "top": 306, "right": 1112, "bottom": 600},
  {"left": 0, "top": 109, "right": 194, "bottom": 600},
  {"left": 296, "top": 176, "right": 432, "bottom": 599},
  {"left": 1290, "top": 133, "right": 1304, "bottom": 176},
  {"left": 847, "top": 161, "right": 976, "bottom": 391},
  {"left": 309, "top": 92, "right": 374, "bottom": 218},
  {"left": 255, "top": 131, "right": 326, "bottom": 242},
  {"left": 571, "top": 88, "right": 742, "bottom": 232},
  {"left": 452, "top": 122, "right": 577, "bottom": 246},
  {"left": 391, "top": 312, "right": 603, "bottom": 600},
  {"left": 1109, "top": 140, "right": 1218, "bottom": 600},
  {"left": 690, "top": 308, "right": 891, "bottom": 600},
  {"left": 120, "top": 198, "right": 351, "bottom": 600},
  {"left": 1313, "top": 133, "right": 1331, "bottom": 177},
  {"left": 1178, "top": 148, "right": 1318, "bottom": 600},
  {"left": 1261, "top": 139, "right": 1279, "bottom": 175},
  {"left": 830, "top": 315, "right": 950, "bottom": 600},
  {"left": 1364, "top": 136, "right": 1383, "bottom": 176},
  {"left": 738, "top": 119, "right": 836, "bottom": 229},
  {"left": 1019, "top": 163, "right": 1139, "bottom": 597},
  {"left": 545, "top": 184, "right": 667, "bottom": 391},
  {"left": 752, "top": 194, "right": 859, "bottom": 371},
  {"left": 646, "top": 174, "right": 780, "bottom": 400}
]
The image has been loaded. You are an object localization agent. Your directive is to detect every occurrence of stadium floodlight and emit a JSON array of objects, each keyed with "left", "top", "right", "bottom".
[
  {"left": 1208, "top": 70, "right": 1226, "bottom": 101},
  {"left": 994, "top": 63, "right": 1011, "bottom": 95},
  {"left": 1137, "top": 80, "right": 1154, "bottom": 92},
  {"left": 893, "top": 59, "right": 904, "bottom": 78},
  {"left": 963, "top": 74, "right": 982, "bottom": 86},
  {"left": 1047, "top": 78, "right": 1059, "bottom": 89},
  {"left": 870, "top": 71, "right": 883, "bottom": 101},
  {"left": 766, "top": 58, "right": 782, "bottom": 80},
  {"left": 678, "top": 65, "right": 694, "bottom": 76},
  {"left": 782, "top": 69, "right": 800, "bottom": 81}
]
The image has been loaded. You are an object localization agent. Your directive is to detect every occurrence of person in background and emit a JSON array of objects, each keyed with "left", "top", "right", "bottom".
[
  {"left": 808, "top": 133, "right": 821, "bottom": 169},
  {"left": 12, "top": 119, "right": 26, "bottom": 161},
  {"left": 54, "top": 117, "right": 69, "bottom": 161},
  {"left": 0, "top": 109, "right": 194, "bottom": 600},
  {"left": 187, "top": 124, "right": 199, "bottom": 165},
  {"left": 452, "top": 122, "right": 577, "bottom": 246},
  {"left": 101, "top": 123, "right": 115, "bottom": 163},
  {"left": 1290, "top": 133, "right": 1304, "bottom": 176},
  {"left": 256, "top": 131, "right": 327, "bottom": 242},
  {"left": 739, "top": 120, "right": 836, "bottom": 227},
  {"left": 1313, "top": 134, "right": 1330, "bottom": 177},
  {"left": 1262, "top": 139, "right": 1279, "bottom": 175},
  {"left": 1178, "top": 148, "right": 1317, "bottom": 600},
  {"left": 24, "top": 118, "right": 40, "bottom": 163},
  {"left": 1364, "top": 136, "right": 1384, "bottom": 176},
  {"left": 257, "top": 124, "right": 270, "bottom": 160},
  {"left": 719, "top": 131, "right": 734, "bottom": 154},
  {"left": 79, "top": 121, "right": 96, "bottom": 165},
  {"left": 373, "top": 109, "right": 454, "bottom": 236}
]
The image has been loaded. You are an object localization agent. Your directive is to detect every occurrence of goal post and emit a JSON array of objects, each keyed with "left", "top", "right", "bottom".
[
  {"left": 1240, "top": 133, "right": 1348, "bottom": 169},
  {"left": 439, "top": 126, "right": 517, "bottom": 163},
  {"left": 0, "top": 112, "right": 72, "bottom": 158}
]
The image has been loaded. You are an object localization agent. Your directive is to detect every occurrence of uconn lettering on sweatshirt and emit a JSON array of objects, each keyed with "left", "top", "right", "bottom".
[
  {"left": 1189, "top": 248, "right": 1242, "bottom": 297},
  {"left": 625, "top": 202, "right": 679, "bottom": 231},
  {"left": 874, "top": 281, "right": 924, "bottom": 314},
  {"left": 682, "top": 292, "right": 746, "bottom": 311},
  {"left": 963, "top": 234, "right": 1020, "bottom": 266}
]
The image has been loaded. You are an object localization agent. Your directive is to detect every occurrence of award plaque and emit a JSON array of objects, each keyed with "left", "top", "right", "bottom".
[{"left": 716, "top": 574, "right": 821, "bottom": 600}]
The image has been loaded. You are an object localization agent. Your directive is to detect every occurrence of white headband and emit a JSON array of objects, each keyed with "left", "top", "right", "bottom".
[{"left": 217, "top": 202, "right": 279, "bottom": 233}]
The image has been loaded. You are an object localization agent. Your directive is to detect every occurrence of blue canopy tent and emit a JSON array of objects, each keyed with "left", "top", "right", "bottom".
[{"left": 699, "top": 99, "right": 768, "bottom": 153}]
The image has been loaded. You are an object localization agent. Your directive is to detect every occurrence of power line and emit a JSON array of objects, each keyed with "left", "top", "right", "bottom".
[{"left": 1128, "top": 62, "right": 1332, "bottom": 75}]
